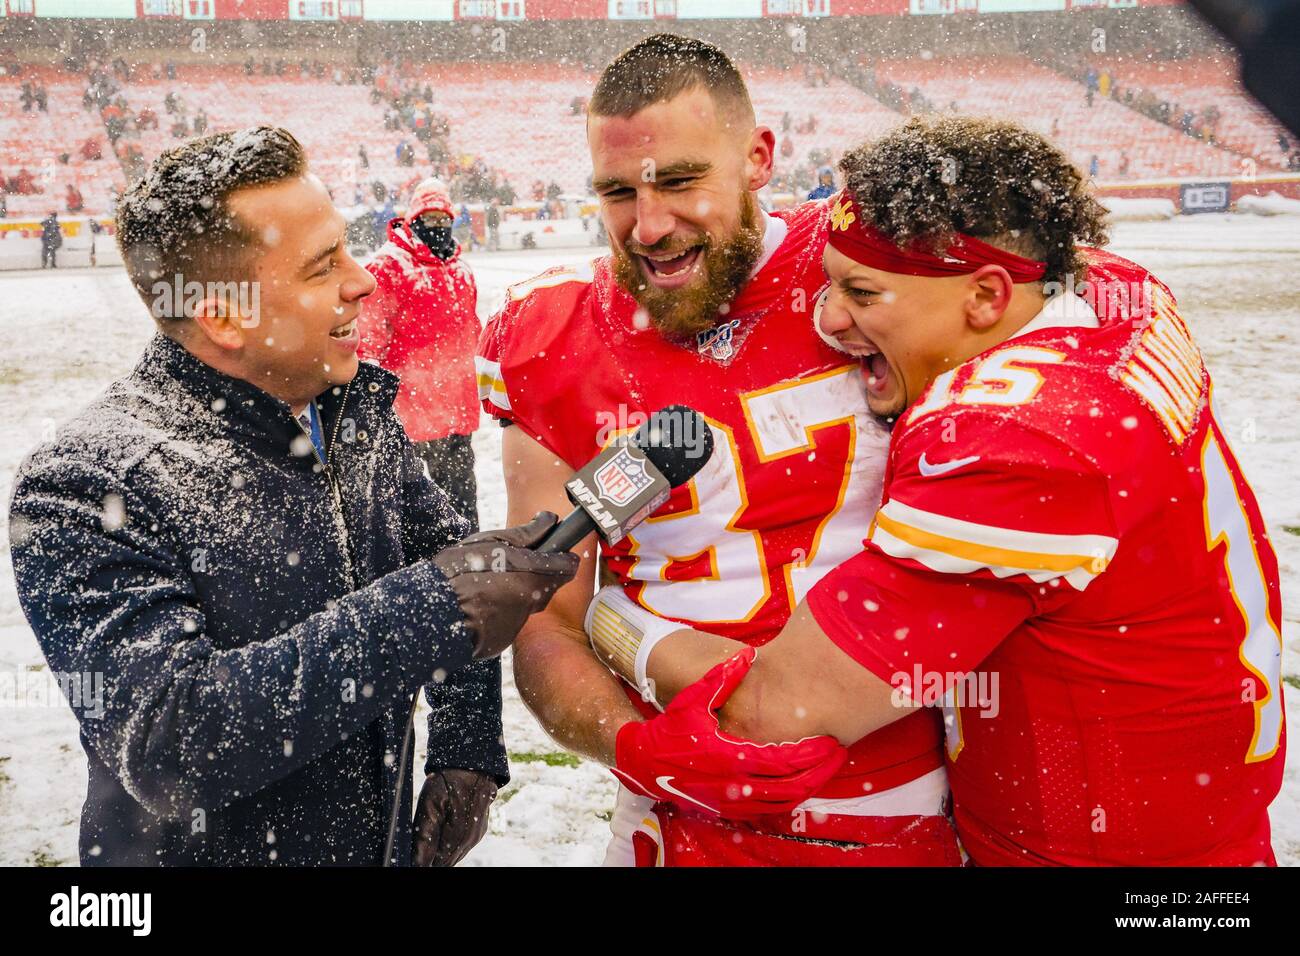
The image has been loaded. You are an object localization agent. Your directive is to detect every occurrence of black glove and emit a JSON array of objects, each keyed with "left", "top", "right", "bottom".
[
  {"left": 412, "top": 769, "right": 498, "bottom": 867},
  {"left": 432, "top": 511, "right": 580, "bottom": 659}
]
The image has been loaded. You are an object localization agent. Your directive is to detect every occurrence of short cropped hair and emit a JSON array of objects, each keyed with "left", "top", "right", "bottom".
[
  {"left": 589, "top": 33, "right": 754, "bottom": 126},
  {"left": 116, "top": 126, "right": 307, "bottom": 320},
  {"left": 838, "top": 116, "right": 1110, "bottom": 286}
]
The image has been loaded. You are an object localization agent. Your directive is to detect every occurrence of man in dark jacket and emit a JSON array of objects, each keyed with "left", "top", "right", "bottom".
[
  {"left": 7, "top": 127, "right": 578, "bottom": 866},
  {"left": 40, "top": 210, "right": 61, "bottom": 268}
]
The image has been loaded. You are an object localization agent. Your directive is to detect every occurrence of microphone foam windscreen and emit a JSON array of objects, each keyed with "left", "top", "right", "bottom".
[{"left": 632, "top": 405, "right": 714, "bottom": 488}]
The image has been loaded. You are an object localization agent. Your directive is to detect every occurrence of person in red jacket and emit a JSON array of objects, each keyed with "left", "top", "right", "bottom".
[{"left": 360, "top": 178, "right": 481, "bottom": 526}]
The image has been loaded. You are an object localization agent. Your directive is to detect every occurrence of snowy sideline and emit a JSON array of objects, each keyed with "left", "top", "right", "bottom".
[{"left": 1, "top": 213, "right": 1298, "bottom": 867}]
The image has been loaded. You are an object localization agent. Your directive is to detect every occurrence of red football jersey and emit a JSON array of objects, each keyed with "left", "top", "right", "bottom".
[
  {"left": 808, "top": 249, "right": 1286, "bottom": 865},
  {"left": 477, "top": 200, "right": 944, "bottom": 799}
]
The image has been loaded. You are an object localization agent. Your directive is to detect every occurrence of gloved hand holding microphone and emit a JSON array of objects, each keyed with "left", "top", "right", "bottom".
[{"left": 431, "top": 510, "right": 580, "bottom": 659}]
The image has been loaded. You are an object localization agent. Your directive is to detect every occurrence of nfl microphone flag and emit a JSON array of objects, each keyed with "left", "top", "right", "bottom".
[{"left": 564, "top": 441, "right": 671, "bottom": 547}]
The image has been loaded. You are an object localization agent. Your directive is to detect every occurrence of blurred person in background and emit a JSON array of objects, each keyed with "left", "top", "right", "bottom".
[
  {"left": 454, "top": 201, "right": 477, "bottom": 251},
  {"left": 486, "top": 196, "right": 501, "bottom": 251},
  {"left": 807, "top": 164, "right": 835, "bottom": 200},
  {"left": 40, "top": 210, "right": 62, "bottom": 268},
  {"left": 360, "top": 178, "right": 482, "bottom": 529}
]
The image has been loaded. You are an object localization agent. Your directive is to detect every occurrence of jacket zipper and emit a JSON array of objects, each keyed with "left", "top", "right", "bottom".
[{"left": 305, "top": 381, "right": 356, "bottom": 591}]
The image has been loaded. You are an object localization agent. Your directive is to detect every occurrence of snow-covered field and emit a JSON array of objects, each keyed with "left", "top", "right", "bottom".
[{"left": 1, "top": 215, "right": 1299, "bottom": 866}]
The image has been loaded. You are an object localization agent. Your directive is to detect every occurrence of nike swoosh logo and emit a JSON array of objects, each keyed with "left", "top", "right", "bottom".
[
  {"left": 656, "top": 776, "right": 719, "bottom": 815},
  {"left": 918, "top": 453, "right": 982, "bottom": 477}
]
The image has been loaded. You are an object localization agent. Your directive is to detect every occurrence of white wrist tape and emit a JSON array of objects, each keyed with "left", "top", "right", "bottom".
[{"left": 585, "top": 585, "right": 679, "bottom": 710}]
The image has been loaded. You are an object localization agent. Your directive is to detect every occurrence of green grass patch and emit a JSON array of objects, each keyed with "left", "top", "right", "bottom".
[
  {"left": 1282, "top": 525, "right": 1300, "bottom": 537},
  {"left": 509, "top": 750, "right": 581, "bottom": 769},
  {"left": 29, "top": 849, "right": 61, "bottom": 867},
  {"left": 1283, "top": 675, "right": 1300, "bottom": 692}
]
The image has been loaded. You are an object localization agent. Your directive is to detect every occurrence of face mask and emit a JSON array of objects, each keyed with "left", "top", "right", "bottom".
[{"left": 411, "top": 218, "right": 456, "bottom": 259}]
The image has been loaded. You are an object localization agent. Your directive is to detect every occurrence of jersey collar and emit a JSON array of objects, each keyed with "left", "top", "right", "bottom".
[
  {"left": 1012, "top": 291, "right": 1100, "bottom": 340},
  {"left": 749, "top": 211, "right": 788, "bottom": 281}
]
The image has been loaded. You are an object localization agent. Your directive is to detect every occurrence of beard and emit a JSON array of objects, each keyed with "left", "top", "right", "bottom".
[{"left": 612, "top": 191, "right": 764, "bottom": 340}]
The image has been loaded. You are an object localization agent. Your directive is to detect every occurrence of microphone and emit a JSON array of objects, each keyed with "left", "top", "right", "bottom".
[{"left": 536, "top": 405, "right": 715, "bottom": 554}]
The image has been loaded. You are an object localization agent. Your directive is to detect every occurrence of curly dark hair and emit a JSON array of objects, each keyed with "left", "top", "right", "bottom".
[{"left": 837, "top": 116, "right": 1110, "bottom": 286}]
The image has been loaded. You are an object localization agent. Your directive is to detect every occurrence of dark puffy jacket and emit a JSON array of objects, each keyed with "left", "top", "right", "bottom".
[{"left": 8, "top": 334, "right": 507, "bottom": 866}]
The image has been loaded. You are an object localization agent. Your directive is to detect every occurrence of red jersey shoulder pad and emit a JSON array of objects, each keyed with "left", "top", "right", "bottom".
[{"left": 476, "top": 257, "right": 603, "bottom": 420}]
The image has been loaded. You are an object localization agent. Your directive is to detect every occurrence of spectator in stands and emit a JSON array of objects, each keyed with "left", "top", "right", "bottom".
[
  {"left": 486, "top": 198, "right": 501, "bottom": 252},
  {"left": 359, "top": 178, "right": 482, "bottom": 528},
  {"left": 1089, "top": 154, "right": 1100, "bottom": 178},
  {"left": 14, "top": 167, "right": 40, "bottom": 195},
  {"left": 780, "top": 134, "right": 794, "bottom": 160},
  {"left": 65, "top": 184, "right": 84, "bottom": 214},
  {"left": 35, "top": 85, "right": 47, "bottom": 112},
  {"left": 137, "top": 106, "right": 158, "bottom": 131},
  {"left": 358, "top": 145, "right": 369, "bottom": 170},
  {"left": 499, "top": 180, "right": 516, "bottom": 206},
  {"left": 40, "top": 211, "right": 61, "bottom": 269},
  {"left": 807, "top": 165, "right": 836, "bottom": 201},
  {"left": 20, "top": 82, "right": 34, "bottom": 111},
  {"left": 194, "top": 109, "right": 208, "bottom": 136},
  {"left": 1118, "top": 150, "right": 1130, "bottom": 179},
  {"left": 0, "top": 191, "right": 7, "bottom": 220}
]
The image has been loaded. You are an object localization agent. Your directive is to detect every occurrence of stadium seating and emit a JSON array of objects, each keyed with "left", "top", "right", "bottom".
[
  {"left": 0, "top": 66, "right": 119, "bottom": 219},
  {"left": 2, "top": 53, "right": 1290, "bottom": 219},
  {"left": 111, "top": 64, "right": 418, "bottom": 206},
  {"left": 871, "top": 55, "right": 1255, "bottom": 179},
  {"left": 1088, "top": 55, "right": 1293, "bottom": 170},
  {"left": 409, "top": 62, "right": 596, "bottom": 198},
  {"left": 746, "top": 67, "right": 905, "bottom": 171}
]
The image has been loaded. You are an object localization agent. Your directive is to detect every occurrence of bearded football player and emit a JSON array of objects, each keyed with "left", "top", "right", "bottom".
[
  {"left": 476, "top": 35, "right": 962, "bottom": 866},
  {"left": 589, "top": 116, "right": 1287, "bottom": 866}
]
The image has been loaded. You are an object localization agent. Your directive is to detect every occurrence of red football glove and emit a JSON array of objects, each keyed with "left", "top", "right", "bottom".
[{"left": 611, "top": 646, "right": 848, "bottom": 820}]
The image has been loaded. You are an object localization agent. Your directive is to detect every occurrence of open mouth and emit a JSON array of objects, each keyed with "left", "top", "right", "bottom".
[
  {"left": 837, "top": 336, "right": 893, "bottom": 397},
  {"left": 636, "top": 246, "right": 702, "bottom": 288},
  {"left": 329, "top": 317, "right": 358, "bottom": 341}
]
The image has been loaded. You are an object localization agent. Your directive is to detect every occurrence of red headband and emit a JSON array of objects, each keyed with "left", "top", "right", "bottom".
[{"left": 826, "top": 189, "right": 1047, "bottom": 284}]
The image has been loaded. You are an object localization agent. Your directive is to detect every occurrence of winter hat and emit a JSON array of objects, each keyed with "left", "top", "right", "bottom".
[{"left": 407, "top": 178, "right": 452, "bottom": 220}]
